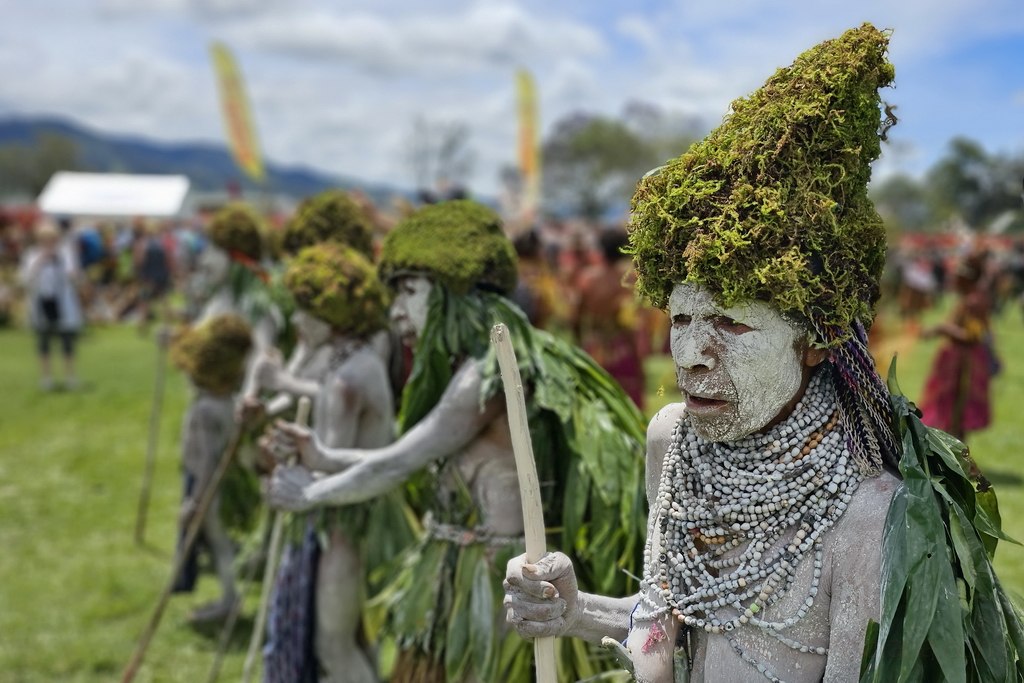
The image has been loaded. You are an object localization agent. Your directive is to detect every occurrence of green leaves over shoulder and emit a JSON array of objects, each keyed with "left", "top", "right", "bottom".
[{"left": 861, "top": 366, "right": 1023, "bottom": 682}]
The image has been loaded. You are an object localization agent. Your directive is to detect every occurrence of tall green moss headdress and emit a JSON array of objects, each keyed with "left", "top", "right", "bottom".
[
  {"left": 282, "top": 190, "right": 375, "bottom": 258},
  {"left": 283, "top": 244, "right": 389, "bottom": 338},
  {"left": 208, "top": 203, "right": 265, "bottom": 262},
  {"left": 629, "top": 22, "right": 893, "bottom": 347},
  {"left": 634, "top": 24, "right": 900, "bottom": 475},
  {"left": 378, "top": 200, "right": 517, "bottom": 295},
  {"left": 171, "top": 314, "right": 253, "bottom": 395}
]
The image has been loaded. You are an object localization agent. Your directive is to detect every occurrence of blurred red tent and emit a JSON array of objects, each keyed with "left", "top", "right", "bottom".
[{"left": 37, "top": 172, "right": 190, "bottom": 217}]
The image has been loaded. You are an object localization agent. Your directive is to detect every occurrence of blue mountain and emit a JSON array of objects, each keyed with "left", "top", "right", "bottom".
[{"left": 0, "top": 116, "right": 399, "bottom": 201}]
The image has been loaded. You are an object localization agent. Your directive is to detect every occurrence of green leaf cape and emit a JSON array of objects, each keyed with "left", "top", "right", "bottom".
[
  {"left": 860, "top": 364, "right": 1024, "bottom": 682},
  {"left": 383, "top": 286, "right": 649, "bottom": 683}
]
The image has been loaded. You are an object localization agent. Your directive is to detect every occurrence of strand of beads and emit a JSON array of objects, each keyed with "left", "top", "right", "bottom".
[{"left": 638, "top": 370, "right": 865, "bottom": 681}]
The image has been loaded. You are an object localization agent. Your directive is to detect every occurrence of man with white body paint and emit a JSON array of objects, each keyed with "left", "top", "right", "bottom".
[
  {"left": 192, "top": 204, "right": 281, "bottom": 398},
  {"left": 258, "top": 244, "right": 404, "bottom": 683},
  {"left": 504, "top": 283, "right": 899, "bottom": 681},
  {"left": 264, "top": 200, "right": 648, "bottom": 682},
  {"left": 245, "top": 187, "right": 400, "bottom": 428},
  {"left": 169, "top": 314, "right": 253, "bottom": 621},
  {"left": 505, "top": 25, "right": 908, "bottom": 681},
  {"left": 244, "top": 309, "right": 333, "bottom": 425}
]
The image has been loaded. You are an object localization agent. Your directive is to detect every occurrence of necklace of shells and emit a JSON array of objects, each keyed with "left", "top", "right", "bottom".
[{"left": 638, "top": 370, "right": 865, "bottom": 681}]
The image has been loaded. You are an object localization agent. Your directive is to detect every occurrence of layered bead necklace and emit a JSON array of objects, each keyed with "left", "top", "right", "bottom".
[{"left": 637, "top": 370, "right": 864, "bottom": 682}]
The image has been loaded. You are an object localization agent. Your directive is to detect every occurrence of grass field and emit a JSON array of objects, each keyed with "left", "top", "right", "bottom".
[{"left": 0, "top": 305, "right": 1023, "bottom": 681}]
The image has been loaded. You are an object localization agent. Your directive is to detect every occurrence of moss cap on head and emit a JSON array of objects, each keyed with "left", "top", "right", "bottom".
[
  {"left": 171, "top": 314, "right": 253, "bottom": 395},
  {"left": 282, "top": 190, "right": 375, "bottom": 258},
  {"left": 208, "top": 203, "right": 265, "bottom": 261},
  {"left": 284, "top": 244, "right": 389, "bottom": 338},
  {"left": 629, "top": 23, "right": 894, "bottom": 346},
  {"left": 378, "top": 200, "right": 517, "bottom": 295}
]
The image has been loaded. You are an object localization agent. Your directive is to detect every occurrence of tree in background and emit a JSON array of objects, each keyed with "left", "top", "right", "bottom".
[
  {"left": 404, "top": 117, "right": 476, "bottom": 198},
  {"left": 872, "top": 137, "right": 1024, "bottom": 234},
  {"left": 871, "top": 174, "right": 931, "bottom": 236},
  {"left": 541, "top": 102, "right": 701, "bottom": 221}
]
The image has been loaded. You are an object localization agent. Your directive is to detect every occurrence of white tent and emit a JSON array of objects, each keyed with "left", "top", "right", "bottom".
[{"left": 37, "top": 172, "right": 190, "bottom": 217}]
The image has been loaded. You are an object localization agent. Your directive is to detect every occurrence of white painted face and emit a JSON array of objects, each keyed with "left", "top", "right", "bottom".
[
  {"left": 390, "top": 276, "right": 433, "bottom": 347},
  {"left": 669, "top": 283, "right": 808, "bottom": 442},
  {"left": 194, "top": 245, "right": 230, "bottom": 298},
  {"left": 291, "top": 309, "right": 332, "bottom": 347}
]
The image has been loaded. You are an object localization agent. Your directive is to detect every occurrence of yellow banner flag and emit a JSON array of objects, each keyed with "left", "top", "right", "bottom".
[
  {"left": 210, "top": 42, "right": 265, "bottom": 183},
  {"left": 516, "top": 69, "right": 541, "bottom": 215}
]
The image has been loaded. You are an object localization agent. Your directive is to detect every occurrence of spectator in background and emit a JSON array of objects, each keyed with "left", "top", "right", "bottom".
[
  {"left": 920, "top": 251, "right": 996, "bottom": 442},
  {"left": 510, "top": 229, "right": 559, "bottom": 329},
  {"left": 572, "top": 228, "right": 646, "bottom": 409},
  {"left": 134, "top": 219, "right": 172, "bottom": 331},
  {"left": 898, "top": 249, "right": 937, "bottom": 334},
  {"left": 18, "top": 219, "right": 84, "bottom": 390}
]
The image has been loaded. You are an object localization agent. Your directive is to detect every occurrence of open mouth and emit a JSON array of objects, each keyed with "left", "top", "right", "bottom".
[{"left": 685, "top": 394, "right": 731, "bottom": 414}]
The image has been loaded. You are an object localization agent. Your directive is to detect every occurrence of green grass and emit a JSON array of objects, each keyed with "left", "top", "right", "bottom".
[
  {"left": 1, "top": 304, "right": 1023, "bottom": 680},
  {"left": 0, "top": 325, "right": 254, "bottom": 682}
]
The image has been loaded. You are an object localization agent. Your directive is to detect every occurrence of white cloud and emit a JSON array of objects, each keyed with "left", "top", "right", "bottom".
[
  {"left": 232, "top": 3, "right": 605, "bottom": 75},
  {"left": 98, "top": 0, "right": 287, "bottom": 18},
  {"left": 614, "top": 15, "right": 659, "bottom": 50},
  {"left": 3, "top": 0, "right": 1024, "bottom": 197}
]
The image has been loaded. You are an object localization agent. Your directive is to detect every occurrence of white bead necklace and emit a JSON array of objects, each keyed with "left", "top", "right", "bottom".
[{"left": 638, "top": 370, "right": 864, "bottom": 682}]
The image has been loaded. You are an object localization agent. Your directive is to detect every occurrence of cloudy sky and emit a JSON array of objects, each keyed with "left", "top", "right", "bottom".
[{"left": 3, "top": 0, "right": 1024, "bottom": 195}]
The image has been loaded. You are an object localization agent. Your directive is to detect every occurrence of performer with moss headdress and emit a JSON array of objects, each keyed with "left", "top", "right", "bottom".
[
  {"left": 245, "top": 190, "right": 382, "bottom": 424},
  {"left": 262, "top": 199, "right": 649, "bottom": 682},
  {"left": 504, "top": 24, "right": 1023, "bottom": 682},
  {"left": 169, "top": 313, "right": 253, "bottom": 621},
  {"left": 259, "top": 242, "right": 415, "bottom": 683},
  {"left": 190, "top": 203, "right": 285, "bottom": 398}
]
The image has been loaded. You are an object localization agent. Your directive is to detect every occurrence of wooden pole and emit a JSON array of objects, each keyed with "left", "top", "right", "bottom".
[
  {"left": 490, "top": 323, "right": 557, "bottom": 683},
  {"left": 204, "top": 506, "right": 269, "bottom": 683},
  {"left": 241, "top": 396, "right": 311, "bottom": 683},
  {"left": 135, "top": 312, "right": 170, "bottom": 545},
  {"left": 122, "top": 417, "right": 246, "bottom": 682}
]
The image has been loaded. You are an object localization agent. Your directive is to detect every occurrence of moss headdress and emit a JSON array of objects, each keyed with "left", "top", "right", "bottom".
[
  {"left": 629, "top": 23, "right": 894, "bottom": 348},
  {"left": 378, "top": 200, "right": 517, "bottom": 295},
  {"left": 171, "top": 314, "right": 253, "bottom": 395},
  {"left": 208, "top": 203, "right": 265, "bottom": 262},
  {"left": 282, "top": 190, "right": 375, "bottom": 258},
  {"left": 283, "top": 244, "right": 389, "bottom": 337}
]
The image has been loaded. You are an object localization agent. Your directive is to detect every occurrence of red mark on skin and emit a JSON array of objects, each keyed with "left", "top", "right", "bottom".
[{"left": 642, "top": 621, "right": 667, "bottom": 654}]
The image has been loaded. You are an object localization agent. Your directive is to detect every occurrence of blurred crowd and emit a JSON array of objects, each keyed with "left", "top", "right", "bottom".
[
  {"left": 0, "top": 195, "right": 670, "bottom": 409},
  {"left": 2, "top": 192, "right": 1022, "bottom": 431},
  {"left": 887, "top": 235, "right": 1024, "bottom": 330}
]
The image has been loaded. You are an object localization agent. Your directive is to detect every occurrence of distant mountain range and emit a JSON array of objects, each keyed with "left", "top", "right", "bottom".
[{"left": 0, "top": 116, "right": 401, "bottom": 202}]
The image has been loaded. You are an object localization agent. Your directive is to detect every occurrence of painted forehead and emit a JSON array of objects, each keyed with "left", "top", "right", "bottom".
[
  {"left": 391, "top": 273, "right": 433, "bottom": 290},
  {"left": 668, "top": 283, "right": 803, "bottom": 332},
  {"left": 402, "top": 275, "right": 433, "bottom": 291}
]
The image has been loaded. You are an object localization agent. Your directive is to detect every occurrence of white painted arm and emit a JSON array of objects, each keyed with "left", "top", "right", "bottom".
[
  {"left": 575, "top": 593, "right": 638, "bottom": 643},
  {"left": 268, "top": 360, "right": 499, "bottom": 509},
  {"left": 503, "top": 551, "right": 636, "bottom": 643},
  {"left": 273, "top": 373, "right": 320, "bottom": 398},
  {"left": 502, "top": 404, "right": 684, "bottom": 646}
]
